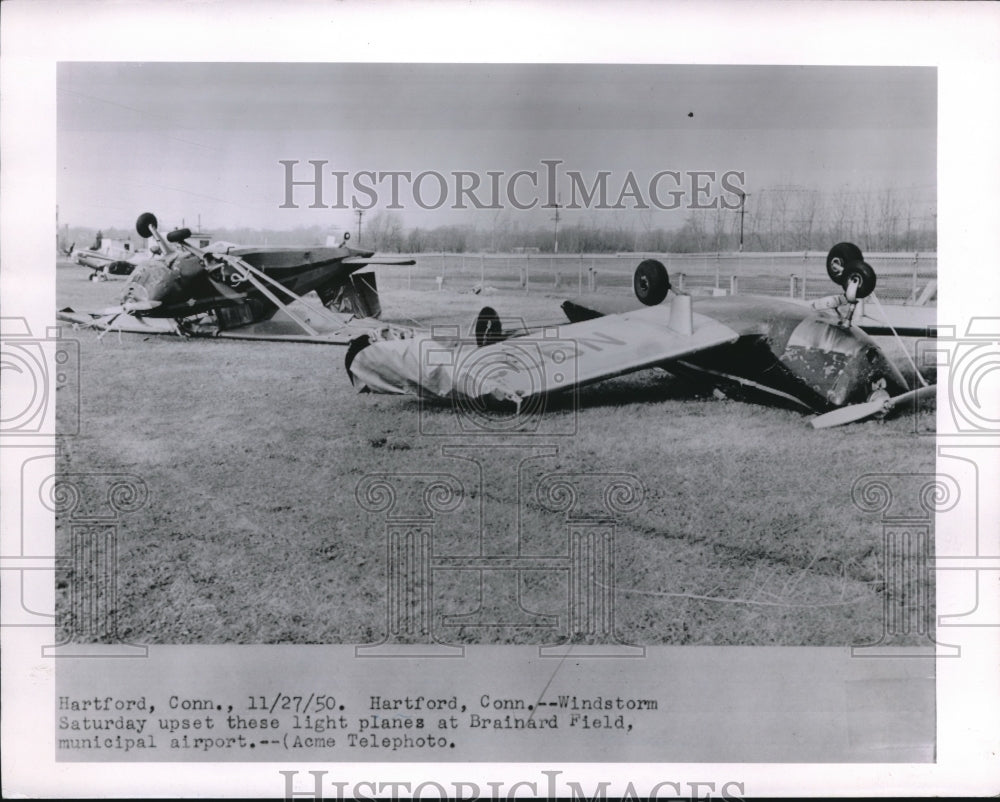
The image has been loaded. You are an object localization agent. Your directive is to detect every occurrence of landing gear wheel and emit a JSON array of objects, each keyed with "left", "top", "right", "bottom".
[
  {"left": 136, "top": 212, "right": 158, "bottom": 239},
  {"left": 842, "top": 261, "right": 877, "bottom": 300},
  {"left": 826, "top": 242, "right": 864, "bottom": 286},
  {"left": 633, "top": 259, "right": 670, "bottom": 306}
]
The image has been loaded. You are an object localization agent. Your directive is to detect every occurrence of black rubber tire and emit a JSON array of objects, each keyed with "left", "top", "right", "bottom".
[
  {"left": 135, "top": 212, "right": 158, "bottom": 239},
  {"left": 167, "top": 227, "right": 191, "bottom": 243},
  {"left": 474, "top": 306, "right": 502, "bottom": 348},
  {"left": 843, "top": 261, "right": 877, "bottom": 299},
  {"left": 826, "top": 242, "right": 864, "bottom": 287},
  {"left": 633, "top": 259, "right": 670, "bottom": 306}
]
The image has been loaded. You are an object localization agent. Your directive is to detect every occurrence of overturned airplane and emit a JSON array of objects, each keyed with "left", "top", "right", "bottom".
[
  {"left": 67, "top": 234, "right": 159, "bottom": 281},
  {"left": 346, "top": 243, "right": 935, "bottom": 428},
  {"left": 59, "top": 212, "right": 415, "bottom": 343}
]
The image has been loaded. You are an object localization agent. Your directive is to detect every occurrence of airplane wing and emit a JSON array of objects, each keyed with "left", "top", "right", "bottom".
[
  {"left": 564, "top": 293, "right": 939, "bottom": 338},
  {"left": 853, "top": 301, "right": 937, "bottom": 338},
  {"left": 73, "top": 249, "right": 114, "bottom": 268},
  {"left": 57, "top": 306, "right": 412, "bottom": 345},
  {"left": 341, "top": 257, "right": 416, "bottom": 266},
  {"left": 348, "top": 294, "right": 740, "bottom": 405},
  {"left": 57, "top": 307, "right": 180, "bottom": 334},
  {"left": 213, "top": 305, "right": 412, "bottom": 344}
]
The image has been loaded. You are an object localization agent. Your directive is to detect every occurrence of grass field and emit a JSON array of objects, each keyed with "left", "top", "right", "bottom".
[{"left": 55, "top": 260, "right": 936, "bottom": 646}]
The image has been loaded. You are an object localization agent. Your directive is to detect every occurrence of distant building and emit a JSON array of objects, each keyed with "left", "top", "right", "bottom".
[{"left": 176, "top": 230, "right": 213, "bottom": 250}]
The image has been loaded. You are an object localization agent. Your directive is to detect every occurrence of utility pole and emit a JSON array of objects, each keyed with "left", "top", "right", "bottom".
[
  {"left": 738, "top": 190, "right": 749, "bottom": 252},
  {"left": 355, "top": 209, "right": 364, "bottom": 243},
  {"left": 544, "top": 194, "right": 562, "bottom": 254}
]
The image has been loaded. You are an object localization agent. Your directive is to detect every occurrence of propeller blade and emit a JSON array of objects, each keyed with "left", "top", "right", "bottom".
[
  {"left": 885, "top": 383, "right": 937, "bottom": 411},
  {"left": 811, "top": 384, "right": 936, "bottom": 429},
  {"left": 810, "top": 399, "right": 888, "bottom": 429}
]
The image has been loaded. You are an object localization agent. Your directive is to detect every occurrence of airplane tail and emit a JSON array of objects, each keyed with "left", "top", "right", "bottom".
[
  {"left": 473, "top": 306, "right": 503, "bottom": 347},
  {"left": 470, "top": 306, "right": 538, "bottom": 346},
  {"left": 344, "top": 335, "right": 372, "bottom": 386}
]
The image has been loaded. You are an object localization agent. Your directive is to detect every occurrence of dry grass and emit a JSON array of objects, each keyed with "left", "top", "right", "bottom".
[{"left": 56, "top": 261, "right": 936, "bottom": 646}]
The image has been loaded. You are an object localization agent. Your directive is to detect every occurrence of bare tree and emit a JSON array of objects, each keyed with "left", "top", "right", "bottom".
[{"left": 365, "top": 210, "right": 405, "bottom": 251}]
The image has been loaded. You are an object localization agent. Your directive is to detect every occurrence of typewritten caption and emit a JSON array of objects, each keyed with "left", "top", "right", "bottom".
[
  {"left": 57, "top": 691, "right": 656, "bottom": 757},
  {"left": 53, "top": 647, "right": 934, "bottom": 762}
]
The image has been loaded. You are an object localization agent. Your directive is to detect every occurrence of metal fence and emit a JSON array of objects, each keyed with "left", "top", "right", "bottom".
[{"left": 375, "top": 251, "right": 937, "bottom": 305}]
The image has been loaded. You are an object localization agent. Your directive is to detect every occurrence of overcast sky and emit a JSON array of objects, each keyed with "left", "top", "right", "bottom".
[{"left": 58, "top": 63, "right": 935, "bottom": 233}]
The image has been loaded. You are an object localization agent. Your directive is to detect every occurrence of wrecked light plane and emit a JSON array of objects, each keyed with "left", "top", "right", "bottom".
[
  {"left": 59, "top": 212, "right": 416, "bottom": 344},
  {"left": 345, "top": 243, "right": 935, "bottom": 428}
]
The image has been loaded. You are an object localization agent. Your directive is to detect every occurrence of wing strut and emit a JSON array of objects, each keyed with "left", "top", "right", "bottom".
[
  {"left": 209, "top": 251, "right": 373, "bottom": 338},
  {"left": 213, "top": 255, "right": 321, "bottom": 336}
]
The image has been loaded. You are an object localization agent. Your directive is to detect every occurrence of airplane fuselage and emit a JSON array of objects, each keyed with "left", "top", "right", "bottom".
[
  {"left": 122, "top": 245, "right": 376, "bottom": 321},
  {"left": 563, "top": 294, "right": 909, "bottom": 412},
  {"left": 677, "top": 296, "right": 908, "bottom": 410}
]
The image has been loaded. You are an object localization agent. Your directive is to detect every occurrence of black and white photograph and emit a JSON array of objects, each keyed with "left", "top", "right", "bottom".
[
  {"left": 2, "top": 1, "right": 999, "bottom": 798},
  {"left": 54, "top": 61, "right": 939, "bottom": 647}
]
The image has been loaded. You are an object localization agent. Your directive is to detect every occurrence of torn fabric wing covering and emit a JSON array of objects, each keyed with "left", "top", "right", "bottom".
[
  {"left": 57, "top": 308, "right": 180, "bottom": 334},
  {"left": 348, "top": 301, "right": 741, "bottom": 405},
  {"left": 57, "top": 305, "right": 412, "bottom": 345}
]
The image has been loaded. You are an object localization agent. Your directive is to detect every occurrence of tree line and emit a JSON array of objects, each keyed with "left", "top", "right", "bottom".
[{"left": 60, "top": 186, "right": 936, "bottom": 255}]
